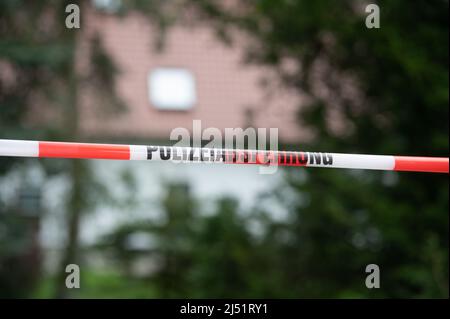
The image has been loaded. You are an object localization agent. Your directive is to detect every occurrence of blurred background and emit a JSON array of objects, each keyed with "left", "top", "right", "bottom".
[{"left": 0, "top": 0, "right": 448, "bottom": 298}]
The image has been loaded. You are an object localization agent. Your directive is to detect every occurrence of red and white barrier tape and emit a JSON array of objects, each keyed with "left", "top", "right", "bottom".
[{"left": 0, "top": 139, "right": 448, "bottom": 173}]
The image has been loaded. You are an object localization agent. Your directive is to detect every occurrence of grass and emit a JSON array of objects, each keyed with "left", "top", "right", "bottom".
[{"left": 33, "top": 268, "right": 158, "bottom": 298}]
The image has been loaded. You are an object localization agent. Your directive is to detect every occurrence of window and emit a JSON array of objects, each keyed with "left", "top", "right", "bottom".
[
  {"left": 92, "top": 0, "right": 122, "bottom": 13},
  {"left": 148, "top": 68, "right": 196, "bottom": 111}
]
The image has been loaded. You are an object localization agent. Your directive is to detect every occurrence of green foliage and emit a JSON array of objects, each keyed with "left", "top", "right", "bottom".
[
  {"left": 183, "top": 0, "right": 449, "bottom": 297},
  {"left": 100, "top": 185, "right": 267, "bottom": 298}
]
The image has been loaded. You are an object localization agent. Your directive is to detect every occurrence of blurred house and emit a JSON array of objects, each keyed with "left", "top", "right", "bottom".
[
  {"left": 39, "top": 1, "right": 302, "bottom": 275},
  {"left": 78, "top": 2, "right": 307, "bottom": 143}
]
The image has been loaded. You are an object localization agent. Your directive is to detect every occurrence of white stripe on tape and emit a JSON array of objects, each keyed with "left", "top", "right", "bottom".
[
  {"left": 321, "top": 153, "right": 395, "bottom": 170},
  {"left": 0, "top": 139, "right": 39, "bottom": 157},
  {"left": 129, "top": 145, "right": 148, "bottom": 160}
]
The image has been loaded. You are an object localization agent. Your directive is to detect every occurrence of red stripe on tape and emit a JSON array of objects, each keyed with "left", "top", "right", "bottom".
[
  {"left": 39, "top": 142, "right": 130, "bottom": 160},
  {"left": 394, "top": 156, "right": 449, "bottom": 173}
]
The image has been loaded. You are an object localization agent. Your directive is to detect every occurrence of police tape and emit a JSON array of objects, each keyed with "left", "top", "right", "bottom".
[{"left": 0, "top": 139, "right": 448, "bottom": 173}]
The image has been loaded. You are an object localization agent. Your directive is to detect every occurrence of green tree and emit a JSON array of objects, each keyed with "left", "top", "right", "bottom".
[
  {"left": 179, "top": 0, "right": 449, "bottom": 297},
  {"left": 0, "top": 0, "right": 123, "bottom": 297},
  {"left": 189, "top": 197, "right": 257, "bottom": 298}
]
